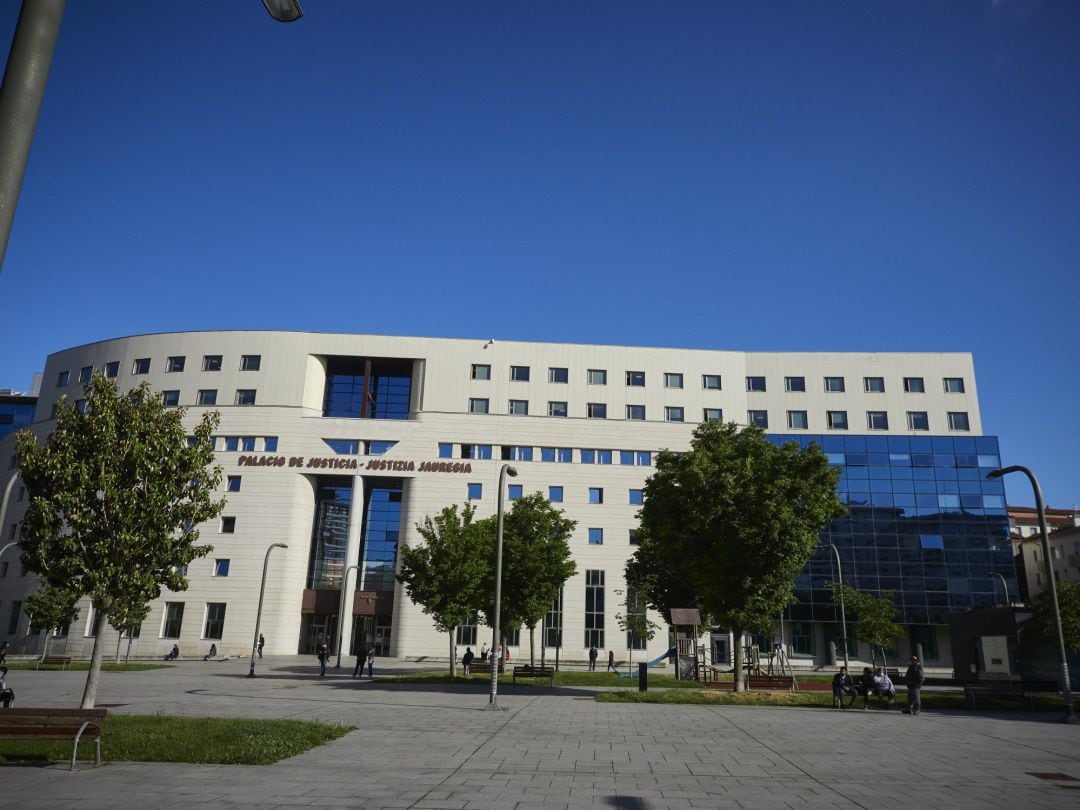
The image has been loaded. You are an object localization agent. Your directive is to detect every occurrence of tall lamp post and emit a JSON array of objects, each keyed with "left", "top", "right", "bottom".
[
  {"left": 987, "top": 466, "right": 1075, "bottom": 723},
  {"left": 826, "top": 543, "right": 850, "bottom": 672},
  {"left": 334, "top": 564, "right": 359, "bottom": 668},
  {"left": 485, "top": 463, "right": 517, "bottom": 710},
  {"left": 248, "top": 542, "right": 287, "bottom": 678},
  {"left": 988, "top": 571, "right": 1010, "bottom": 607}
]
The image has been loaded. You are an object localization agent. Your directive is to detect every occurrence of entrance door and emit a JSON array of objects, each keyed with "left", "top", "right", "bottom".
[
  {"left": 300, "top": 614, "right": 337, "bottom": 654},
  {"left": 372, "top": 617, "right": 392, "bottom": 656}
]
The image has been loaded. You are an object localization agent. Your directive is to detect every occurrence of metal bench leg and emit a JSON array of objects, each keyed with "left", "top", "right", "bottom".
[{"left": 71, "top": 721, "right": 100, "bottom": 770}]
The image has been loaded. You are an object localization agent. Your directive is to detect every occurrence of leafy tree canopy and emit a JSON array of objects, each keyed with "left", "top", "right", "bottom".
[
  {"left": 15, "top": 376, "right": 224, "bottom": 705},
  {"left": 1028, "top": 580, "right": 1080, "bottom": 652},
  {"left": 627, "top": 421, "right": 844, "bottom": 687},
  {"left": 830, "top": 583, "right": 903, "bottom": 655}
]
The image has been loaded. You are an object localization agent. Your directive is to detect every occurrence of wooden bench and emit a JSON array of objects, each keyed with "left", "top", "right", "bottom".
[
  {"left": 963, "top": 682, "right": 1036, "bottom": 710},
  {"left": 467, "top": 661, "right": 503, "bottom": 676},
  {"left": 747, "top": 674, "right": 795, "bottom": 691},
  {"left": 0, "top": 707, "right": 107, "bottom": 769},
  {"left": 512, "top": 665, "right": 555, "bottom": 686},
  {"left": 35, "top": 656, "right": 73, "bottom": 670}
]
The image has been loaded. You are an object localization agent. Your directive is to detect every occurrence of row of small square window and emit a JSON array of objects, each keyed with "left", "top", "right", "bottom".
[
  {"left": 467, "top": 482, "right": 644, "bottom": 506},
  {"left": 471, "top": 365, "right": 967, "bottom": 395},
  {"left": 440, "top": 444, "right": 654, "bottom": 465},
  {"left": 58, "top": 388, "right": 259, "bottom": 415},
  {"left": 55, "top": 355, "right": 262, "bottom": 387}
]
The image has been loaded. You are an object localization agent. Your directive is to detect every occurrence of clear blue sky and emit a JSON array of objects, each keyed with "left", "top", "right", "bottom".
[{"left": 1, "top": 1, "right": 1077, "bottom": 509}]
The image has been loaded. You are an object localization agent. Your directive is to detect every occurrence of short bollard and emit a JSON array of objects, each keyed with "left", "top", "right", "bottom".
[{"left": 639, "top": 662, "right": 648, "bottom": 692}]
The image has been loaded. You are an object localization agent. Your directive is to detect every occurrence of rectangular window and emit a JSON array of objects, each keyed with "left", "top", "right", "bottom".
[
  {"left": 540, "top": 447, "right": 572, "bottom": 463},
  {"left": 625, "top": 371, "right": 645, "bottom": 387},
  {"left": 166, "top": 356, "right": 186, "bottom": 373},
  {"left": 132, "top": 358, "right": 150, "bottom": 375},
  {"left": 548, "top": 485, "right": 563, "bottom": 503},
  {"left": 587, "top": 403, "right": 607, "bottom": 419},
  {"left": 471, "top": 364, "right": 491, "bottom": 381},
  {"left": 747, "top": 410, "right": 768, "bottom": 428},
  {"left": 548, "top": 367, "right": 568, "bottom": 383},
  {"left": 785, "top": 376, "right": 806, "bottom": 392},
  {"left": 703, "top": 408, "right": 723, "bottom": 422},
  {"left": 948, "top": 411, "right": 970, "bottom": 431},
  {"left": 240, "top": 355, "right": 261, "bottom": 371},
  {"left": 548, "top": 401, "right": 567, "bottom": 417},
  {"left": 508, "top": 484, "right": 523, "bottom": 501},
  {"left": 467, "top": 482, "right": 482, "bottom": 500},
  {"left": 235, "top": 389, "right": 257, "bottom": 406},
  {"left": 462, "top": 444, "right": 493, "bottom": 460},
  {"left": 588, "top": 487, "right": 604, "bottom": 504},
  {"left": 104, "top": 361, "right": 120, "bottom": 378},
  {"left": 864, "top": 377, "right": 885, "bottom": 393},
  {"left": 904, "top": 377, "right": 925, "bottom": 393},
  {"left": 867, "top": 411, "right": 889, "bottom": 430},
  {"left": 702, "top": 374, "right": 721, "bottom": 390},
  {"left": 787, "top": 410, "right": 808, "bottom": 430},
  {"left": 588, "top": 527, "right": 604, "bottom": 544},
  {"left": 225, "top": 436, "right": 239, "bottom": 452},
  {"left": 203, "top": 603, "right": 226, "bottom": 639},
  {"left": 161, "top": 602, "right": 184, "bottom": 638},
  {"left": 438, "top": 443, "right": 453, "bottom": 458},
  {"left": 227, "top": 476, "right": 241, "bottom": 492},
  {"left": 264, "top": 437, "right": 278, "bottom": 452},
  {"left": 587, "top": 369, "right": 607, "bottom": 385},
  {"left": 824, "top": 376, "right": 845, "bottom": 393},
  {"left": 455, "top": 610, "right": 479, "bottom": 646},
  {"left": 468, "top": 398, "right": 489, "bottom": 414},
  {"left": 943, "top": 377, "right": 965, "bottom": 393},
  {"left": 508, "top": 399, "right": 529, "bottom": 416},
  {"left": 584, "top": 570, "right": 605, "bottom": 647},
  {"left": 74, "top": 399, "right": 87, "bottom": 414},
  {"left": 197, "top": 389, "right": 217, "bottom": 406},
  {"left": 746, "top": 376, "right": 766, "bottom": 392},
  {"left": 625, "top": 404, "right": 646, "bottom": 421},
  {"left": 827, "top": 410, "right": 848, "bottom": 430},
  {"left": 664, "top": 373, "right": 684, "bottom": 389},
  {"left": 791, "top": 622, "right": 816, "bottom": 657},
  {"left": 162, "top": 390, "right": 180, "bottom": 407},
  {"left": 213, "top": 559, "right": 230, "bottom": 577},
  {"left": 221, "top": 516, "right": 236, "bottom": 533},
  {"left": 510, "top": 365, "right": 530, "bottom": 382},
  {"left": 500, "top": 445, "right": 533, "bottom": 462},
  {"left": 665, "top": 406, "right": 684, "bottom": 422},
  {"left": 202, "top": 355, "right": 223, "bottom": 372},
  {"left": 629, "top": 529, "right": 639, "bottom": 546},
  {"left": 628, "top": 489, "right": 644, "bottom": 505},
  {"left": 907, "top": 411, "right": 929, "bottom": 431},
  {"left": 544, "top": 591, "right": 563, "bottom": 648},
  {"left": 79, "top": 365, "right": 93, "bottom": 383},
  {"left": 56, "top": 370, "right": 69, "bottom": 387}
]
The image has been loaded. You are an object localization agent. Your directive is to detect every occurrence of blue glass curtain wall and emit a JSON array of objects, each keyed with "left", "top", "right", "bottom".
[
  {"left": 322, "top": 357, "right": 413, "bottom": 420},
  {"left": 361, "top": 479, "right": 403, "bottom": 592},
  {"left": 765, "top": 434, "right": 1013, "bottom": 627}
]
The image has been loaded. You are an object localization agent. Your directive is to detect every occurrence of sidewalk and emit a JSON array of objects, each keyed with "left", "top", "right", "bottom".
[{"left": 0, "top": 656, "right": 1077, "bottom": 808}]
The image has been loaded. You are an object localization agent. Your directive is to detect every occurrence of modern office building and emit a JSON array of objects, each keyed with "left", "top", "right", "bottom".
[
  {"left": 0, "top": 331, "right": 1014, "bottom": 669},
  {"left": 0, "top": 391, "right": 36, "bottom": 441}
]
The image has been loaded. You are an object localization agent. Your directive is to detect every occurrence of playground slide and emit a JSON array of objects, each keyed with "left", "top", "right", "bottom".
[{"left": 617, "top": 645, "right": 676, "bottom": 677}]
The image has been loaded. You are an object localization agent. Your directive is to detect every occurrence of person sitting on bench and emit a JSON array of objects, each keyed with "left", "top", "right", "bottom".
[
  {"left": 831, "top": 666, "right": 857, "bottom": 708},
  {"left": 163, "top": 644, "right": 179, "bottom": 661},
  {"left": 872, "top": 667, "right": 896, "bottom": 706}
]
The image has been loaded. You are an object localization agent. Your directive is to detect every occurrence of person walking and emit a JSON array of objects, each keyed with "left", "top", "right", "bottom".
[
  {"left": 606, "top": 650, "right": 618, "bottom": 673},
  {"left": 366, "top": 646, "right": 375, "bottom": 679},
  {"left": 480, "top": 642, "right": 488, "bottom": 662},
  {"left": 317, "top": 641, "right": 329, "bottom": 676},
  {"left": 353, "top": 642, "right": 368, "bottom": 679},
  {"left": 257, "top": 634, "right": 265, "bottom": 659},
  {"left": 462, "top": 646, "right": 474, "bottom": 676},
  {"left": 903, "top": 655, "right": 924, "bottom": 715},
  {"left": 588, "top": 645, "right": 598, "bottom": 671}
]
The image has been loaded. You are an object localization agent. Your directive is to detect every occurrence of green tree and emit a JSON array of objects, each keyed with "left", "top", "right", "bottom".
[
  {"left": 397, "top": 503, "right": 492, "bottom": 676},
  {"left": 1029, "top": 581, "right": 1080, "bottom": 652},
  {"left": 480, "top": 493, "right": 576, "bottom": 667},
  {"left": 616, "top": 585, "right": 658, "bottom": 672},
  {"left": 15, "top": 376, "right": 224, "bottom": 707},
  {"left": 831, "top": 583, "right": 904, "bottom": 667},
  {"left": 627, "top": 421, "right": 844, "bottom": 690},
  {"left": 108, "top": 595, "right": 151, "bottom": 663},
  {"left": 25, "top": 585, "right": 81, "bottom": 663}
]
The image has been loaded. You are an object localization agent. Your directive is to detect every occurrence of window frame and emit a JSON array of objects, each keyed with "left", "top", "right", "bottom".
[
  {"left": 586, "top": 402, "right": 607, "bottom": 419},
  {"left": 509, "top": 365, "right": 531, "bottom": 382},
  {"left": 202, "top": 355, "right": 223, "bottom": 372},
  {"left": 471, "top": 364, "right": 491, "bottom": 381},
  {"left": 508, "top": 399, "right": 529, "bottom": 416},
  {"left": 663, "top": 372, "right": 684, "bottom": 390},
  {"left": 240, "top": 355, "right": 262, "bottom": 372},
  {"left": 827, "top": 410, "right": 848, "bottom": 430},
  {"left": 235, "top": 389, "right": 257, "bottom": 406},
  {"left": 745, "top": 376, "right": 766, "bottom": 392},
  {"left": 587, "top": 369, "right": 607, "bottom": 386},
  {"left": 824, "top": 376, "right": 845, "bottom": 393},
  {"left": 906, "top": 411, "right": 929, "bottom": 431},
  {"left": 863, "top": 377, "right": 885, "bottom": 393},
  {"left": 866, "top": 410, "right": 889, "bottom": 430},
  {"left": 548, "top": 367, "right": 568, "bottom": 384},
  {"left": 468, "top": 398, "right": 489, "bottom": 414},
  {"left": 786, "top": 410, "right": 808, "bottom": 430},
  {"left": 664, "top": 406, "right": 684, "bottom": 423},
  {"left": 625, "top": 370, "right": 646, "bottom": 387},
  {"left": 903, "top": 377, "right": 925, "bottom": 393},
  {"left": 702, "top": 374, "right": 722, "bottom": 390},
  {"left": 548, "top": 401, "right": 568, "bottom": 418},
  {"left": 166, "top": 356, "right": 186, "bottom": 373}
]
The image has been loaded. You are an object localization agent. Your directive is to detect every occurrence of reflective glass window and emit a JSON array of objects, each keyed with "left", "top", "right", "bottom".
[
  {"left": 587, "top": 403, "right": 607, "bottom": 419},
  {"left": 703, "top": 408, "right": 723, "bottom": 422},
  {"left": 625, "top": 371, "right": 645, "bottom": 386},
  {"left": 548, "top": 367, "right": 568, "bottom": 383},
  {"left": 471, "top": 364, "right": 490, "bottom": 380},
  {"left": 746, "top": 376, "right": 766, "bottom": 392},
  {"left": 508, "top": 399, "right": 529, "bottom": 416},
  {"left": 785, "top": 376, "right": 806, "bottom": 392},
  {"left": 548, "top": 401, "right": 568, "bottom": 417},
  {"left": 824, "top": 376, "right": 845, "bottom": 393},
  {"left": 904, "top": 377, "right": 924, "bottom": 393},
  {"left": 864, "top": 377, "right": 885, "bottom": 393},
  {"left": 827, "top": 411, "right": 848, "bottom": 430},
  {"left": 787, "top": 410, "right": 808, "bottom": 430},
  {"left": 906, "top": 411, "right": 929, "bottom": 431},
  {"left": 702, "top": 374, "right": 722, "bottom": 390},
  {"left": 548, "top": 486, "right": 563, "bottom": 503},
  {"left": 943, "top": 377, "right": 965, "bottom": 393},
  {"left": 948, "top": 412, "right": 970, "bottom": 431},
  {"left": 510, "top": 366, "right": 530, "bottom": 382},
  {"left": 587, "top": 369, "right": 607, "bottom": 385},
  {"left": 626, "top": 404, "right": 646, "bottom": 420},
  {"left": 747, "top": 410, "right": 768, "bottom": 428}
]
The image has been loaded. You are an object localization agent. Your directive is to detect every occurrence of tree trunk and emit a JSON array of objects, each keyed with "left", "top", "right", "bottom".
[
  {"left": 115, "top": 633, "right": 122, "bottom": 663},
  {"left": 39, "top": 631, "right": 50, "bottom": 664},
  {"left": 529, "top": 625, "right": 535, "bottom": 668},
  {"left": 125, "top": 634, "right": 134, "bottom": 663},
  {"left": 80, "top": 611, "right": 108, "bottom": 709},
  {"left": 449, "top": 629, "right": 456, "bottom": 677},
  {"left": 732, "top": 627, "right": 745, "bottom": 692}
]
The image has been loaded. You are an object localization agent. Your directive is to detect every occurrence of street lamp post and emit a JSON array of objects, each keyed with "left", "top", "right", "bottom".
[
  {"left": 826, "top": 543, "right": 850, "bottom": 672},
  {"left": 248, "top": 542, "right": 288, "bottom": 677},
  {"left": 334, "top": 564, "right": 359, "bottom": 668},
  {"left": 486, "top": 463, "right": 517, "bottom": 710},
  {"left": 988, "top": 571, "right": 1010, "bottom": 607},
  {"left": 987, "top": 465, "right": 1075, "bottom": 723}
]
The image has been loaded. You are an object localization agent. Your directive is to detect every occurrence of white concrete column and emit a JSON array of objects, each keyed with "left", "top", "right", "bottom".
[{"left": 339, "top": 474, "right": 365, "bottom": 660}]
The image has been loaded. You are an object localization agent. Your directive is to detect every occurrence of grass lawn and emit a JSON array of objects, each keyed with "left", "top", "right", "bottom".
[
  {"left": 598, "top": 688, "right": 1068, "bottom": 712},
  {"left": 0, "top": 715, "right": 354, "bottom": 766},
  {"left": 3, "top": 662, "right": 170, "bottom": 672},
  {"left": 381, "top": 669, "right": 705, "bottom": 688}
]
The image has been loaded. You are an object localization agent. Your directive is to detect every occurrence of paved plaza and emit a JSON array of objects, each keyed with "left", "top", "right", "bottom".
[{"left": 1, "top": 657, "right": 1078, "bottom": 809}]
